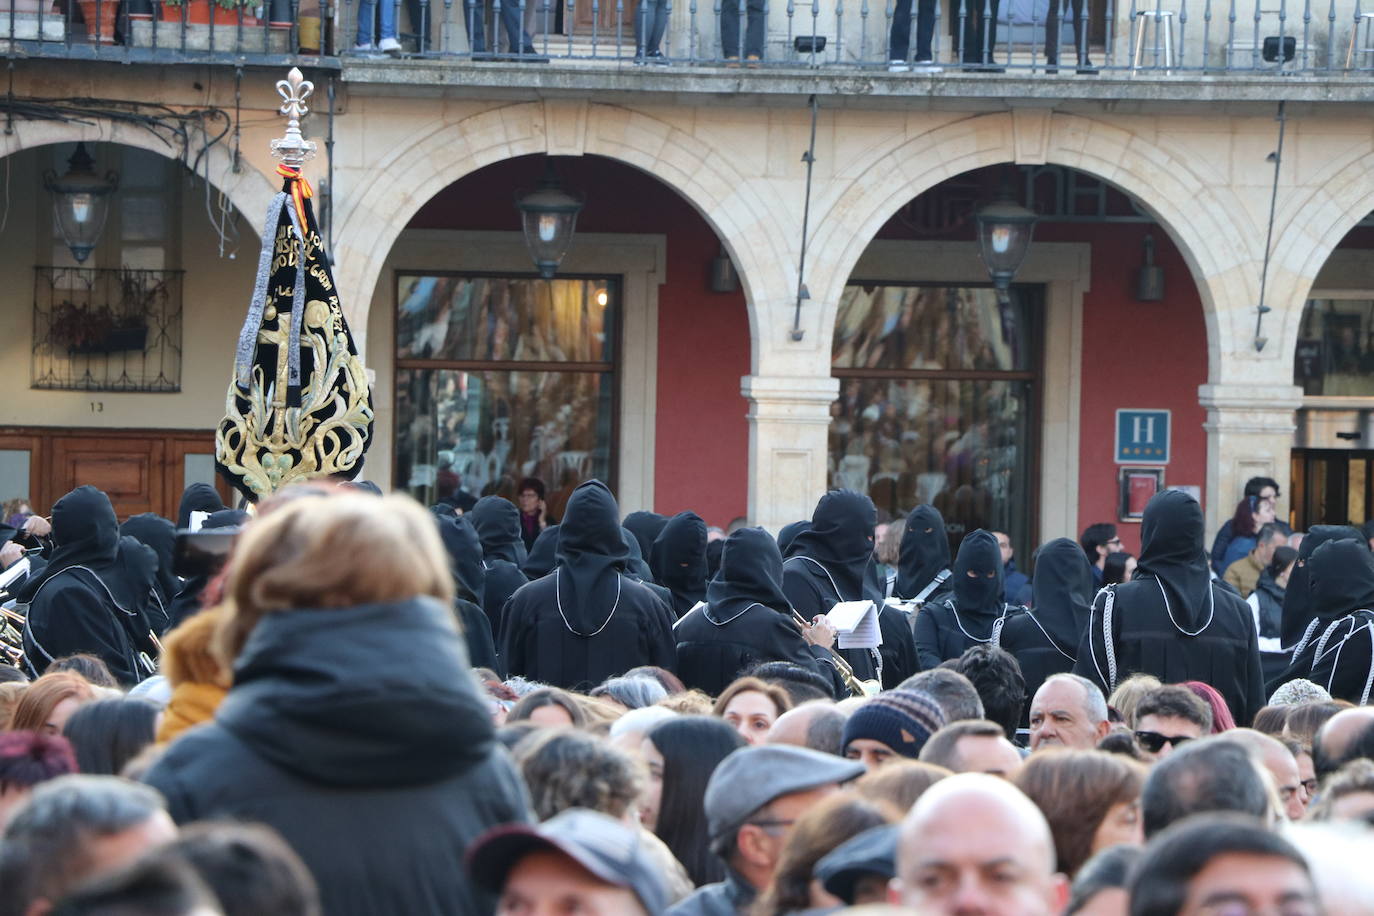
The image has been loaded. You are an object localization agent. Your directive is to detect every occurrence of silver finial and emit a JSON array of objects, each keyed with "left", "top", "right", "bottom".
[{"left": 270, "top": 67, "right": 317, "bottom": 168}]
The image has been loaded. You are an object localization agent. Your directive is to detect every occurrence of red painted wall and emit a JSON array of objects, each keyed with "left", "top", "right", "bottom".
[{"left": 409, "top": 154, "right": 750, "bottom": 528}]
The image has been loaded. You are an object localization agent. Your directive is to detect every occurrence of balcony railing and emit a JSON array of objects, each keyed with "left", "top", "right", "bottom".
[{"left": 4, "top": 0, "right": 1374, "bottom": 74}]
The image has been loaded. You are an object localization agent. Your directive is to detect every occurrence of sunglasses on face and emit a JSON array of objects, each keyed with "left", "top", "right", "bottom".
[{"left": 1134, "top": 730, "right": 1194, "bottom": 753}]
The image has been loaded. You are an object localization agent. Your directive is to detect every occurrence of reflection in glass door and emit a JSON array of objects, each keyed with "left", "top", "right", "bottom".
[
  {"left": 830, "top": 283, "right": 1042, "bottom": 560},
  {"left": 1290, "top": 449, "right": 1374, "bottom": 531}
]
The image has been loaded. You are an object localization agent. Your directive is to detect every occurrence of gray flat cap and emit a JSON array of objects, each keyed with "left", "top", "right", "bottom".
[{"left": 704, "top": 745, "right": 865, "bottom": 846}]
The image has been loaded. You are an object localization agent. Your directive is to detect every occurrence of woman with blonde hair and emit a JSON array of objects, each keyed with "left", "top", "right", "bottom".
[
  {"left": 142, "top": 492, "right": 530, "bottom": 916},
  {"left": 6, "top": 671, "right": 94, "bottom": 734},
  {"left": 1108, "top": 673, "right": 1161, "bottom": 729},
  {"left": 1014, "top": 749, "right": 1147, "bottom": 878}
]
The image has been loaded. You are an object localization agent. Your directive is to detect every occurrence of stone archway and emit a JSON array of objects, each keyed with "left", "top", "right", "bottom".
[
  {"left": 0, "top": 117, "right": 276, "bottom": 225},
  {"left": 329, "top": 100, "right": 794, "bottom": 361}
]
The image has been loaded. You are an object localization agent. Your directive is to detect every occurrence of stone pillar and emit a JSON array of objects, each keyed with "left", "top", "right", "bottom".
[
  {"left": 1198, "top": 382, "right": 1304, "bottom": 535},
  {"left": 741, "top": 374, "right": 838, "bottom": 532}
]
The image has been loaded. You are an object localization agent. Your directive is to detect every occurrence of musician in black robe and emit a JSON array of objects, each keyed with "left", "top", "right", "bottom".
[
  {"left": 914, "top": 529, "right": 1023, "bottom": 670},
  {"left": 782, "top": 490, "right": 885, "bottom": 684},
  {"left": 674, "top": 527, "right": 844, "bottom": 697},
  {"left": 176, "top": 483, "right": 227, "bottom": 531},
  {"left": 18, "top": 486, "right": 163, "bottom": 685},
  {"left": 501, "top": 481, "right": 677, "bottom": 690},
  {"left": 650, "top": 511, "right": 708, "bottom": 617},
  {"left": 1279, "top": 524, "right": 1363, "bottom": 652},
  {"left": 468, "top": 496, "right": 530, "bottom": 638},
  {"left": 622, "top": 527, "right": 676, "bottom": 610},
  {"left": 120, "top": 513, "right": 180, "bottom": 609},
  {"left": 165, "top": 509, "right": 249, "bottom": 630},
  {"left": 434, "top": 515, "right": 500, "bottom": 673},
  {"left": 1000, "top": 537, "right": 1093, "bottom": 719},
  {"left": 1073, "top": 489, "right": 1265, "bottom": 726},
  {"left": 623, "top": 511, "right": 669, "bottom": 571},
  {"left": 1268, "top": 538, "right": 1374, "bottom": 704},
  {"left": 521, "top": 525, "right": 560, "bottom": 579},
  {"left": 893, "top": 505, "right": 954, "bottom": 607},
  {"left": 777, "top": 520, "right": 811, "bottom": 557}
]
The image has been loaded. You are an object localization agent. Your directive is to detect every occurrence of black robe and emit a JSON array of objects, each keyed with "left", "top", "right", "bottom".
[
  {"left": 18, "top": 486, "right": 163, "bottom": 684},
  {"left": 176, "top": 482, "right": 227, "bottom": 530},
  {"left": 468, "top": 497, "right": 529, "bottom": 640},
  {"left": 894, "top": 505, "right": 954, "bottom": 606},
  {"left": 1268, "top": 538, "right": 1374, "bottom": 703},
  {"left": 1074, "top": 489, "right": 1264, "bottom": 726},
  {"left": 623, "top": 511, "right": 669, "bottom": 573},
  {"left": 674, "top": 527, "right": 843, "bottom": 697},
  {"left": 501, "top": 481, "right": 677, "bottom": 690},
  {"left": 1280, "top": 525, "right": 1364, "bottom": 650},
  {"left": 914, "top": 529, "right": 1022, "bottom": 671},
  {"left": 650, "top": 511, "right": 708, "bottom": 618},
  {"left": 1000, "top": 537, "right": 1094, "bottom": 719},
  {"left": 165, "top": 508, "right": 249, "bottom": 630},
  {"left": 864, "top": 558, "right": 921, "bottom": 689},
  {"left": 781, "top": 491, "right": 883, "bottom": 683},
  {"left": 521, "top": 525, "right": 560, "bottom": 579},
  {"left": 434, "top": 515, "right": 500, "bottom": 674},
  {"left": 120, "top": 513, "right": 181, "bottom": 611},
  {"left": 622, "top": 528, "right": 676, "bottom": 612}
]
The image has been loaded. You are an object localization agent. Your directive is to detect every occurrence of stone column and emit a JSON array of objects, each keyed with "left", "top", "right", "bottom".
[
  {"left": 1197, "top": 382, "right": 1304, "bottom": 535},
  {"left": 741, "top": 373, "right": 838, "bottom": 532}
]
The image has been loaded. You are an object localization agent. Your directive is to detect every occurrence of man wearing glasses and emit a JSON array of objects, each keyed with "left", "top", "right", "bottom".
[
  {"left": 1133, "top": 685, "right": 1212, "bottom": 761},
  {"left": 1080, "top": 522, "right": 1123, "bottom": 587}
]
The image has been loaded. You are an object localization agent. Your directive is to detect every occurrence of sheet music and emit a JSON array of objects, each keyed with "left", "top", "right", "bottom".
[
  {"left": 827, "top": 600, "right": 883, "bottom": 650},
  {"left": 0, "top": 557, "right": 30, "bottom": 592}
]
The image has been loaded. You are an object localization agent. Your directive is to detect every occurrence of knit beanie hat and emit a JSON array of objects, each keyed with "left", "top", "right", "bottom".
[{"left": 842, "top": 688, "right": 947, "bottom": 759}]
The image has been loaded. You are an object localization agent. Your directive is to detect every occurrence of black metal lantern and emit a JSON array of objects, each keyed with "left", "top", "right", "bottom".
[
  {"left": 515, "top": 162, "right": 583, "bottom": 279},
  {"left": 974, "top": 183, "right": 1037, "bottom": 300},
  {"left": 44, "top": 142, "right": 119, "bottom": 264}
]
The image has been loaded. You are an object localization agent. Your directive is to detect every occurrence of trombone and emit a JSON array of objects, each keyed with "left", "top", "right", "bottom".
[{"left": 792, "top": 609, "right": 882, "bottom": 698}]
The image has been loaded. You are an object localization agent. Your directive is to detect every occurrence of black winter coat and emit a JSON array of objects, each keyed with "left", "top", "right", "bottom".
[
  {"left": 500, "top": 573, "right": 678, "bottom": 690},
  {"left": 143, "top": 597, "right": 531, "bottom": 916}
]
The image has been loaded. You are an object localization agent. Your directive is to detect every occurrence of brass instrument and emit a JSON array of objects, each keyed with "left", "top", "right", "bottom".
[
  {"left": 0, "top": 600, "right": 25, "bottom": 668},
  {"left": 792, "top": 609, "right": 882, "bottom": 698}
]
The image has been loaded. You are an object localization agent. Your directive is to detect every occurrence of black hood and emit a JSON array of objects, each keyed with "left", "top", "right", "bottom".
[
  {"left": 706, "top": 527, "right": 792, "bottom": 624},
  {"left": 620, "top": 527, "right": 655, "bottom": 582},
  {"left": 778, "top": 520, "right": 811, "bottom": 558},
  {"left": 120, "top": 513, "right": 180, "bottom": 605},
  {"left": 1029, "top": 537, "right": 1094, "bottom": 649},
  {"left": 896, "top": 505, "right": 951, "bottom": 599},
  {"left": 216, "top": 596, "right": 495, "bottom": 788},
  {"left": 555, "top": 481, "right": 629, "bottom": 635},
  {"left": 952, "top": 529, "right": 1004, "bottom": 618},
  {"left": 177, "top": 483, "right": 227, "bottom": 530},
  {"left": 1282, "top": 524, "right": 1364, "bottom": 646},
  {"left": 470, "top": 497, "right": 527, "bottom": 567},
  {"left": 623, "top": 511, "right": 668, "bottom": 570},
  {"left": 1136, "top": 489, "right": 1212, "bottom": 631},
  {"left": 788, "top": 491, "right": 876, "bottom": 600},
  {"left": 1307, "top": 538, "right": 1374, "bottom": 622},
  {"left": 523, "top": 525, "right": 560, "bottom": 579},
  {"left": 437, "top": 515, "right": 485, "bottom": 605},
  {"left": 650, "top": 511, "right": 708, "bottom": 616},
  {"left": 19, "top": 486, "right": 123, "bottom": 601}
]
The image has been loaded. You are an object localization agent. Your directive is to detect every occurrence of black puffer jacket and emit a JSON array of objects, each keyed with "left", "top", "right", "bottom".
[{"left": 143, "top": 596, "right": 530, "bottom": 916}]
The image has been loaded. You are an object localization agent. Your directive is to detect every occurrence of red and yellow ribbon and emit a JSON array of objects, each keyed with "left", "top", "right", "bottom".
[{"left": 276, "top": 163, "right": 314, "bottom": 230}]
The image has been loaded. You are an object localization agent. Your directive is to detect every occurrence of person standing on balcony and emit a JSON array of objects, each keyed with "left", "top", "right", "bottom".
[
  {"left": 957, "top": 0, "right": 1000, "bottom": 69},
  {"left": 463, "top": 0, "right": 537, "bottom": 56},
  {"left": 353, "top": 0, "right": 402, "bottom": 55},
  {"left": 635, "top": 0, "right": 671, "bottom": 63},
  {"left": 1044, "top": 0, "right": 1095, "bottom": 72},
  {"left": 719, "top": 0, "right": 765, "bottom": 64},
  {"left": 886, "top": 0, "right": 941, "bottom": 72}
]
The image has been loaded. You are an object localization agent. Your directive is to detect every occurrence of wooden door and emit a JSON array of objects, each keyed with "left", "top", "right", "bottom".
[
  {"left": 572, "top": 0, "right": 634, "bottom": 37},
  {"left": 50, "top": 435, "right": 168, "bottom": 520}
]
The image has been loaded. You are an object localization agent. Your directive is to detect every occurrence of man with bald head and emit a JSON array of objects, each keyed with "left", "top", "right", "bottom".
[
  {"left": 891, "top": 772, "right": 1068, "bottom": 914},
  {"left": 1224, "top": 729, "right": 1308, "bottom": 821},
  {"left": 766, "top": 703, "right": 848, "bottom": 756},
  {"left": 1028, "top": 673, "right": 1111, "bottom": 752},
  {"left": 1313, "top": 707, "right": 1374, "bottom": 781}
]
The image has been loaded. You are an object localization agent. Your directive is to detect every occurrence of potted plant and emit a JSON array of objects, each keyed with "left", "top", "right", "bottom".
[
  {"left": 76, "top": 0, "right": 117, "bottom": 41},
  {"left": 50, "top": 301, "right": 149, "bottom": 355},
  {"left": 160, "top": 0, "right": 258, "bottom": 27}
]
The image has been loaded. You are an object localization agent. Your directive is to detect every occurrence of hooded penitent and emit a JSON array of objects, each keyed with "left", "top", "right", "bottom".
[
  {"left": 896, "top": 505, "right": 952, "bottom": 600},
  {"left": 176, "top": 483, "right": 227, "bottom": 530},
  {"left": 777, "top": 520, "right": 812, "bottom": 559},
  {"left": 120, "top": 513, "right": 180, "bottom": 606},
  {"left": 1000, "top": 537, "right": 1095, "bottom": 712},
  {"left": 650, "top": 511, "right": 708, "bottom": 617},
  {"left": 18, "top": 486, "right": 163, "bottom": 683},
  {"left": 950, "top": 529, "right": 1006, "bottom": 621},
  {"left": 786, "top": 491, "right": 877, "bottom": 602},
  {"left": 1281, "top": 525, "right": 1364, "bottom": 649},
  {"left": 1134, "top": 489, "right": 1214, "bottom": 632},
  {"left": 1270, "top": 538, "right": 1374, "bottom": 704},
  {"left": 555, "top": 481, "right": 631, "bottom": 636},
  {"left": 522, "top": 525, "right": 560, "bottom": 579},
  {"left": 166, "top": 508, "right": 249, "bottom": 631},
  {"left": 705, "top": 526, "right": 793, "bottom": 625},
  {"left": 623, "top": 511, "right": 668, "bottom": 572},
  {"left": 434, "top": 514, "right": 499, "bottom": 672},
  {"left": 216, "top": 141, "right": 373, "bottom": 501},
  {"left": 470, "top": 497, "right": 528, "bottom": 567}
]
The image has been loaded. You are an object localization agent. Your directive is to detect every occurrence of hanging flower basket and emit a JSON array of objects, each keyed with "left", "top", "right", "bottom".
[{"left": 51, "top": 302, "right": 149, "bottom": 355}]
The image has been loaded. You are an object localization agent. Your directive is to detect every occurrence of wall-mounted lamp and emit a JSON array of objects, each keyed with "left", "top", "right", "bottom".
[
  {"left": 1136, "top": 233, "right": 1164, "bottom": 301},
  {"left": 709, "top": 245, "right": 739, "bottom": 293},
  {"left": 515, "top": 161, "right": 583, "bottom": 279},
  {"left": 974, "top": 177, "right": 1037, "bottom": 303},
  {"left": 44, "top": 142, "right": 119, "bottom": 264}
]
